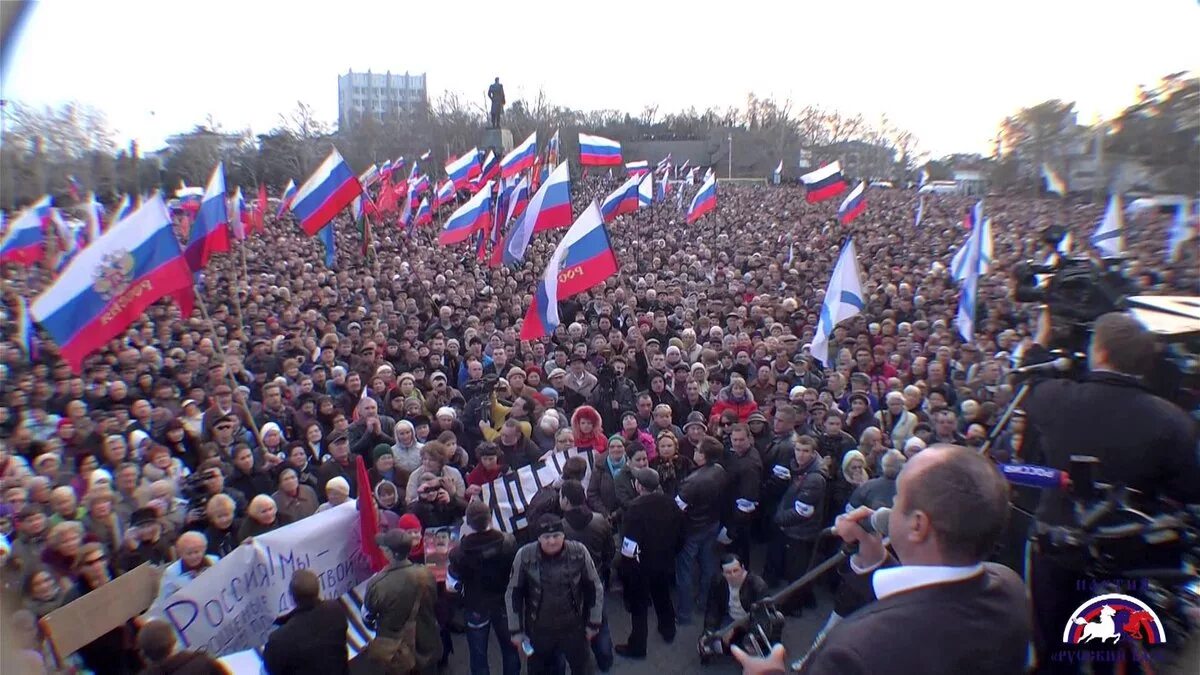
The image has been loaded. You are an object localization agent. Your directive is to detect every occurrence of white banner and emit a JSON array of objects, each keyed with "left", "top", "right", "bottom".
[
  {"left": 480, "top": 448, "right": 595, "bottom": 533},
  {"left": 149, "top": 503, "right": 372, "bottom": 656}
]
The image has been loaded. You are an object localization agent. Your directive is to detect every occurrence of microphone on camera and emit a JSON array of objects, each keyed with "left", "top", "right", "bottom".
[
  {"left": 1011, "top": 357, "right": 1073, "bottom": 376},
  {"left": 825, "top": 507, "right": 891, "bottom": 538}
]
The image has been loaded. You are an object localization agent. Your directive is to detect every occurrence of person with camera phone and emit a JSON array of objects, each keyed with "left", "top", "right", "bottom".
[{"left": 1022, "top": 309, "right": 1200, "bottom": 673}]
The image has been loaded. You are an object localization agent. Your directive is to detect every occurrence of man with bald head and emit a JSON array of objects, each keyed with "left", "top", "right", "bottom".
[{"left": 795, "top": 445, "right": 1030, "bottom": 675}]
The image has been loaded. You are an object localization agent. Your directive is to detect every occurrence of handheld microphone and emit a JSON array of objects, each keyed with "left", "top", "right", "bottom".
[
  {"left": 825, "top": 507, "right": 891, "bottom": 538},
  {"left": 1011, "top": 357, "right": 1073, "bottom": 376},
  {"left": 998, "top": 462, "right": 1071, "bottom": 490}
]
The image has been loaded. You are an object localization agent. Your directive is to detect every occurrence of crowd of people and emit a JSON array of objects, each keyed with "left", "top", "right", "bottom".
[{"left": 0, "top": 168, "right": 1194, "bottom": 674}]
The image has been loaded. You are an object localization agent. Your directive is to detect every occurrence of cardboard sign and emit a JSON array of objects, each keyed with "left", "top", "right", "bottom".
[{"left": 40, "top": 562, "right": 162, "bottom": 661}]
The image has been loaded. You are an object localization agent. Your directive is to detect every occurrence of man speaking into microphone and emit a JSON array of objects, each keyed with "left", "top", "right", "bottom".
[{"left": 795, "top": 445, "right": 1031, "bottom": 674}]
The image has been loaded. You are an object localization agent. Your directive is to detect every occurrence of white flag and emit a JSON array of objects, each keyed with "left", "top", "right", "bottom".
[{"left": 1091, "top": 194, "right": 1124, "bottom": 257}]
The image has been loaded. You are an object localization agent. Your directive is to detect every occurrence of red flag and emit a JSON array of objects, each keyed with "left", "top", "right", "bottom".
[
  {"left": 355, "top": 455, "right": 388, "bottom": 573},
  {"left": 254, "top": 184, "right": 268, "bottom": 232},
  {"left": 376, "top": 174, "right": 398, "bottom": 215}
]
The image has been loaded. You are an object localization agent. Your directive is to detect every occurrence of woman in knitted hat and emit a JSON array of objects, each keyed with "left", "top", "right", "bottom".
[{"left": 369, "top": 443, "right": 405, "bottom": 490}]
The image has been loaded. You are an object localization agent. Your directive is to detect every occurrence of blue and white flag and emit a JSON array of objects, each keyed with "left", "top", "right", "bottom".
[
  {"left": 951, "top": 217, "right": 992, "bottom": 281},
  {"left": 1167, "top": 202, "right": 1194, "bottom": 262},
  {"left": 955, "top": 211, "right": 985, "bottom": 343},
  {"left": 1091, "top": 194, "right": 1123, "bottom": 257},
  {"left": 914, "top": 195, "right": 925, "bottom": 228},
  {"left": 810, "top": 238, "right": 865, "bottom": 366}
]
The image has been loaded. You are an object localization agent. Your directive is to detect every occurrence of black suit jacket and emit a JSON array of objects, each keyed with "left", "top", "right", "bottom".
[
  {"left": 262, "top": 600, "right": 349, "bottom": 675},
  {"left": 801, "top": 561, "right": 1030, "bottom": 675}
]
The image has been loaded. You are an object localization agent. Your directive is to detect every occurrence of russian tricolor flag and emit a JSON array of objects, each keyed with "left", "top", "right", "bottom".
[
  {"left": 434, "top": 179, "right": 456, "bottom": 209},
  {"left": 686, "top": 173, "right": 717, "bottom": 224},
  {"left": 445, "top": 148, "right": 481, "bottom": 191},
  {"left": 290, "top": 148, "right": 363, "bottom": 236},
  {"left": 277, "top": 179, "right": 297, "bottom": 216},
  {"left": 477, "top": 151, "right": 500, "bottom": 187},
  {"left": 413, "top": 197, "right": 432, "bottom": 227},
  {"left": 32, "top": 195, "right": 194, "bottom": 372},
  {"left": 0, "top": 196, "right": 51, "bottom": 266},
  {"left": 409, "top": 174, "right": 431, "bottom": 198},
  {"left": 503, "top": 163, "right": 572, "bottom": 265},
  {"left": 837, "top": 181, "right": 867, "bottom": 224},
  {"left": 626, "top": 160, "right": 650, "bottom": 177},
  {"left": 520, "top": 200, "right": 618, "bottom": 340},
  {"left": 599, "top": 176, "right": 640, "bottom": 224},
  {"left": 440, "top": 181, "right": 492, "bottom": 246},
  {"left": 800, "top": 161, "right": 847, "bottom": 203},
  {"left": 501, "top": 131, "right": 537, "bottom": 178},
  {"left": 183, "top": 163, "right": 229, "bottom": 271},
  {"left": 578, "top": 133, "right": 622, "bottom": 166}
]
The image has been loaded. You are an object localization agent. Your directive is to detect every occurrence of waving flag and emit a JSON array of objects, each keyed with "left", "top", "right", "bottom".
[
  {"left": 446, "top": 148, "right": 481, "bottom": 190},
  {"left": 32, "top": 195, "right": 193, "bottom": 372},
  {"left": 837, "top": 182, "right": 867, "bottom": 224},
  {"left": 477, "top": 151, "right": 500, "bottom": 187},
  {"left": 408, "top": 159, "right": 420, "bottom": 181},
  {"left": 229, "top": 187, "right": 247, "bottom": 240},
  {"left": 0, "top": 196, "right": 52, "bottom": 266},
  {"left": 1091, "top": 194, "right": 1124, "bottom": 257},
  {"left": 502, "top": 163, "right": 572, "bottom": 265},
  {"left": 810, "top": 238, "right": 865, "bottom": 365},
  {"left": 276, "top": 180, "right": 298, "bottom": 216},
  {"left": 66, "top": 175, "right": 82, "bottom": 201},
  {"left": 440, "top": 181, "right": 492, "bottom": 245},
  {"left": 501, "top": 131, "right": 538, "bottom": 178},
  {"left": 1042, "top": 164, "right": 1066, "bottom": 197},
  {"left": 772, "top": 160, "right": 783, "bottom": 184},
  {"left": 686, "top": 167, "right": 699, "bottom": 185},
  {"left": 686, "top": 172, "right": 717, "bottom": 224},
  {"left": 914, "top": 195, "right": 925, "bottom": 228},
  {"left": 84, "top": 192, "right": 104, "bottom": 243},
  {"left": 578, "top": 133, "right": 622, "bottom": 166},
  {"left": 434, "top": 179, "right": 456, "bottom": 209},
  {"left": 183, "top": 163, "right": 229, "bottom": 270},
  {"left": 599, "top": 175, "right": 640, "bottom": 224},
  {"left": 919, "top": 168, "right": 930, "bottom": 188},
  {"left": 252, "top": 184, "right": 268, "bottom": 233},
  {"left": 800, "top": 161, "right": 847, "bottom": 203},
  {"left": 358, "top": 164, "right": 380, "bottom": 189},
  {"left": 413, "top": 197, "right": 432, "bottom": 227},
  {"left": 956, "top": 212, "right": 985, "bottom": 343},
  {"left": 626, "top": 160, "right": 650, "bottom": 177},
  {"left": 318, "top": 223, "right": 336, "bottom": 268},
  {"left": 114, "top": 194, "right": 135, "bottom": 224},
  {"left": 17, "top": 295, "right": 36, "bottom": 358},
  {"left": 546, "top": 130, "right": 561, "bottom": 166},
  {"left": 409, "top": 174, "right": 431, "bottom": 197},
  {"left": 520, "top": 201, "right": 618, "bottom": 340},
  {"left": 291, "top": 148, "right": 363, "bottom": 236},
  {"left": 1168, "top": 202, "right": 1195, "bottom": 262},
  {"left": 656, "top": 154, "right": 673, "bottom": 176},
  {"left": 637, "top": 172, "right": 654, "bottom": 207},
  {"left": 951, "top": 205, "right": 991, "bottom": 280},
  {"left": 505, "top": 175, "right": 531, "bottom": 228},
  {"left": 419, "top": 150, "right": 431, "bottom": 161}
]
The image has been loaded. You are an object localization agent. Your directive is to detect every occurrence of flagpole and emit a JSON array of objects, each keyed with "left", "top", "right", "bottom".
[
  {"left": 727, "top": 132, "right": 733, "bottom": 179},
  {"left": 230, "top": 243, "right": 247, "bottom": 334},
  {"left": 192, "top": 286, "right": 263, "bottom": 443}
]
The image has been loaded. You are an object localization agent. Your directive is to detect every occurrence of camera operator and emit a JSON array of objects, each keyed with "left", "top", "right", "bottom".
[{"left": 1022, "top": 309, "right": 1200, "bottom": 673}]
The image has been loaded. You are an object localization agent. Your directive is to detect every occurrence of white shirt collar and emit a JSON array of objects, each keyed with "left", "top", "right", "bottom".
[{"left": 872, "top": 563, "right": 985, "bottom": 600}]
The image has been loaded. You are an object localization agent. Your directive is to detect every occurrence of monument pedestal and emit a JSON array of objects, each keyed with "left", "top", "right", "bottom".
[{"left": 481, "top": 128, "right": 513, "bottom": 154}]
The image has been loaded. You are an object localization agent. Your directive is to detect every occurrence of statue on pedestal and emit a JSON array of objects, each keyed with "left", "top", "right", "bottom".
[{"left": 487, "top": 77, "right": 506, "bottom": 129}]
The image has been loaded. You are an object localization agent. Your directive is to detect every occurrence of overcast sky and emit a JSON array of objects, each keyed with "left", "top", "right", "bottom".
[{"left": 3, "top": 0, "right": 1197, "bottom": 158}]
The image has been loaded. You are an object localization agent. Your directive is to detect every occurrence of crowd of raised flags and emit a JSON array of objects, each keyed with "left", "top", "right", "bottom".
[{"left": 2, "top": 125, "right": 1196, "bottom": 373}]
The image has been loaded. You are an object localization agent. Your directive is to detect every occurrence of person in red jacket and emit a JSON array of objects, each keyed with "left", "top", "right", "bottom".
[
  {"left": 570, "top": 405, "right": 608, "bottom": 455},
  {"left": 465, "top": 443, "right": 504, "bottom": 500},
  {"left": 710, "top": 376, "right": 759, "bottom": 426}
]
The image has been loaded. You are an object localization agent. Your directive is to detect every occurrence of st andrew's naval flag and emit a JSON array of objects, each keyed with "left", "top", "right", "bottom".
[
  {"left": 32, "top": 195, "right": 194, "bottom": 372},
  {"left": 810, "top": 238, "right": 865, "bottom": 366},
  {"left": 520, "top": 201, "right": 618, "bottom": 340}
]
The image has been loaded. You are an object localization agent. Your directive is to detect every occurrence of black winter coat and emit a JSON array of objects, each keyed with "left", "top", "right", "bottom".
[
  {"left": 262, "top": 601, "right": 349, "bottom": 675},
  {"left": 448, "top": 529, "right": 517, "bottom": 613}
]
